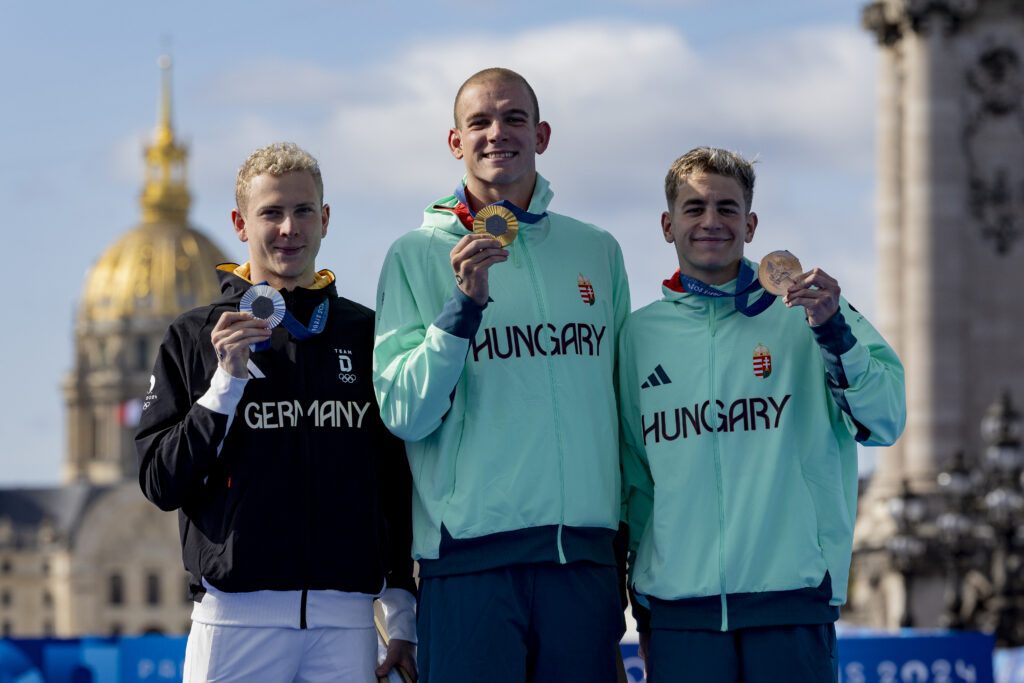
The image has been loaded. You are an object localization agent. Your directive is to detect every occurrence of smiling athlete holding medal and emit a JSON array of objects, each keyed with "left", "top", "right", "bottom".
[
  {"left": 137, "top": 143, "right": 417, "bottom": 683},
  {"left": 619, "top": 147, "right": 906, "bottom": 682},
  {"left": 373, "top": 68, "right": 631, "bottom": 682}
]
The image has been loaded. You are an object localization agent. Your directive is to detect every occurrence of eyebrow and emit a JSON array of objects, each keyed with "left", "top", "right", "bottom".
[
  {"left": 257, "top": 201, "right": 318, "bottom": 211},
  {"left": 681, "top": 198, "right": 741, "bottom": 208},
  {"left": 465, "top": 108, "right": 531, "bottom": 122}
]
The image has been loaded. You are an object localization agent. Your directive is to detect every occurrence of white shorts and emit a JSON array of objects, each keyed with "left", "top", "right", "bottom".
[{"left": 183, "top": 621, "right": 378, "bottom": 683}]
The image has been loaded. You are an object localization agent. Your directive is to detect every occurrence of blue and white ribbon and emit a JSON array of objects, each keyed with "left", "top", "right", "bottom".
[
  {"left": 680, "top": 261, "right": 776, "bottom": 318},
  {"left": 240, "top": 283, "right": 330, "bottom": 351}
]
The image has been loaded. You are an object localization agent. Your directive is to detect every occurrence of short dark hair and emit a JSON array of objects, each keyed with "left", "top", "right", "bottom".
[
  {"left": 453, "top": 67, "right": 540, "bottom": 127},
  {"left": 665, "top": 147, "right": 756, "bottom": 211}
]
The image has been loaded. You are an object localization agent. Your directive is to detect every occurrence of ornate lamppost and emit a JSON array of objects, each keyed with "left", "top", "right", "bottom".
[
  {"left": 927, "top": 391, "right": 1024, "bottom": 646},
  {"left": 886, "top": 479, "right": 930, "bottom": 627},
  {"left": 977, "top": 392, "right": 1024, "bottom": 645}
]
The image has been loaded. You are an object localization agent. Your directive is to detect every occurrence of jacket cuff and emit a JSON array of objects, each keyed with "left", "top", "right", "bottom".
[
  {"left": 196, "top": 366, "right": 248, "bottom": 416},
  {"left": 811, "top": 310, "right": 856, "bottom": 356},
  {"left": 434, "top": 287, "right": 486, "bottom": 340},
  {"left": 380, "top": 587, "right": 417, "bottom": 643}
]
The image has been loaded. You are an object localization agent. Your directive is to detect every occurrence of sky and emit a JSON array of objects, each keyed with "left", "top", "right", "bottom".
[{"left": 0, "top": 0, "right": 883, "bottom": 485}]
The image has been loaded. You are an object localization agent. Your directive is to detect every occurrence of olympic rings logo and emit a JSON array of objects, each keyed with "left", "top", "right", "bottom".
[{"left": 338, "top": 373, "right": 357, "bottom": 383}]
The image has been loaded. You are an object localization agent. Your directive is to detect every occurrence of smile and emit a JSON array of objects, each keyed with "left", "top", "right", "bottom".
[{"left": 484, "top": 152, "right": 517, "bottom": 159}]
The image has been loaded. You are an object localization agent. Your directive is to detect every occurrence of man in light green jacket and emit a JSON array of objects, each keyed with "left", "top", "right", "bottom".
[
  {"left": 373, "top": 68, "right": 631, "bottom": 682},
  {"left": 620, "top": 147, "right": 905, "bottom": 682}
]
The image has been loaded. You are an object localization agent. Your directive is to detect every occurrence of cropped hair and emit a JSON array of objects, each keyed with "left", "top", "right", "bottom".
[
  {"left": 235, "top": 142, "right": 323, "bottom": 212},
  {"left": 453, "top": 67, "right": 540, "bottom": 127},
  {"left": 665, "top": 147, "right": 756, "bottom": 211}
]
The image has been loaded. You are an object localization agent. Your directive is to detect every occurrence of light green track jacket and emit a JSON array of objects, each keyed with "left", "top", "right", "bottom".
[
  {"left": 373, "top": 175, "right": 630, "bottom": 573},
  {"left": 620, "top": 264, "right": 905, "bottom": 629}
]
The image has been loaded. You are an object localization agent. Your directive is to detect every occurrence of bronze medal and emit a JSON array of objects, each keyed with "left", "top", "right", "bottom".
[
  {"left": 758, "top": 250, "right": 803, "bottom": 296},
  {"left": 473, "top": 205, "right": 519, "bottom": 247}
]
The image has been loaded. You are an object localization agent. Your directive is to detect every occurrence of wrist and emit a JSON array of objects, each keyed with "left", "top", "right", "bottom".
[{"left": 220, "top": 358, "right": 248, "bottom": 379}]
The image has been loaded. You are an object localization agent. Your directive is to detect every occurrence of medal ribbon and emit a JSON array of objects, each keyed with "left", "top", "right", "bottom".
[
  {"left": 678, "top": 262, "right": 776, "bottom": 317},
  {"left": 454, "top": 185, "right": 548, "bottom": 224},
  {"left": 247, "top": 284, "right": 330, "bottom": 352}
]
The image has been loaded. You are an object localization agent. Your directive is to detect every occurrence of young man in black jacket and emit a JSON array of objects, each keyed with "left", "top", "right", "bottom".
[{"left": 136, "top": 142, "right": 416, "bottom": 683}]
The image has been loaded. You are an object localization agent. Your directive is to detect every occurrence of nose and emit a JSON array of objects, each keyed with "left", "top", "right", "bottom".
[
  {"left": 698, "top": 210, "right": 721, "bottom": 230},
  {"left": 486, "top": 120, "right": 508, "bottom": 141},
  {"left": 279, "top": 215, "right": 297, "bottom": 236}
]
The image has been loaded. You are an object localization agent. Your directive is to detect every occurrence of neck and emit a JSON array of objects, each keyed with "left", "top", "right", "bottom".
[
  {"left": 463, "top": 175, "right": 536, "bottom": 213},
  {"left": 680, "top": 261, "right": 740, "bottom": 286},
  {"left": 248, "top": 267, "right": 316, "bottom": 292}
]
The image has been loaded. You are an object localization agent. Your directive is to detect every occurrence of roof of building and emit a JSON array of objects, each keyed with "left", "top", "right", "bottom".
[{"left": 0, "top": 483, "right": 112, "bottom": 550}]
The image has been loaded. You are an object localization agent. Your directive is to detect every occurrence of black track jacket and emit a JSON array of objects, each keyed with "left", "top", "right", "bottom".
[{"left": 136, "top": 268, "right": 414, "bottom": 600}]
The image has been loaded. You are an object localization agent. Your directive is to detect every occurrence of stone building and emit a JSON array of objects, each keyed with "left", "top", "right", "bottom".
[
  {"left": 0, "top": 58, "right": 227, "bottom": 637},
  {"left": 852, "top": 0, "right": 1024, "bottom": 629}
]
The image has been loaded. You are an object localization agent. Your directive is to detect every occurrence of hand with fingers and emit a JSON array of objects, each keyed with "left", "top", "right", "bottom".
[
  {"left": 210, "top": 311, "right": 273, "bottom": 378},
  {"left": 375, "top": 638, "right": 417, "bottom": 681},
  {"left": 450, "top": 233, "right": 508, "bottom": 305},
  {"left": 783, "top": 267, "right": 841, "bottom": 327}
]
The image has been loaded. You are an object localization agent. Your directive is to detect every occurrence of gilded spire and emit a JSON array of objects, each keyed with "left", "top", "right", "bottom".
[{"left": 140, "top": 54, "right": 191, "bottom": 224}]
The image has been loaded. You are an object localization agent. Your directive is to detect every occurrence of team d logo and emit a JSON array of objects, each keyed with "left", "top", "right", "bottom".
[
  {"left": 752, "top": 343, "right": 772, "bottom": 378},
  {"left": 577, "top": 273, "right": 596, "bottom": 306},
  {"left": 336, "top": 349, "right": 356, "bottom": 383}
]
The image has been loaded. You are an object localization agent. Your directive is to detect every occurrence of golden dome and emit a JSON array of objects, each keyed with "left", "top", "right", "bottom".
[
  {"left": 80, "top": 222, "right": 228, "bottom": 322},
  {"left": 79, "top": 55, "right": 230, "bottom": 323}
]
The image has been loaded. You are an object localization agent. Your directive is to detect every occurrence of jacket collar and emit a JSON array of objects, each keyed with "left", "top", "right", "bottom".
[
  {"left": 423, "top": 174, "right": 554, "bottom": 236},
  {"left": 214, "top": 263, "right": 338, "bottom": 305},
  {"left": 661, "top": 258, "right": 755, "bottom": 314}
]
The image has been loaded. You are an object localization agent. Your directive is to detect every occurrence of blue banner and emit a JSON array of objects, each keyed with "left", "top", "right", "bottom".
[
  {"left": 0, "top": 631, "right": 1011, "bottom": 683},
  {"left": 838, "top": 630, "right": 995, "bottom": 683},
  {"left": 0, "top": 636, "right": 184, "bottom": 683}
]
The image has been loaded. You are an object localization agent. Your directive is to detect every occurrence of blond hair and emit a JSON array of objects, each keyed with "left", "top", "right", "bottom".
[
  {"left": 235, "top": 142, "right": 323, "bottom": 212},
  {"left": 453, "top": 67, "right": 540, "bottom": 127},
  {"left": 665, "top": 147, "right": 756, "bottom": 211}
]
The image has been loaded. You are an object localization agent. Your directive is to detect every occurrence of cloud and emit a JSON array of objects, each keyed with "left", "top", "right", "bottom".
[{"left": 124, "top": 18, "right": 878, "bottom": 312}]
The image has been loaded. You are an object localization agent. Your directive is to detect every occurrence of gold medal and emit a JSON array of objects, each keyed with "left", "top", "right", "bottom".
[
  {"left": 473, "top": 205, "right": 519, "bottom": 247},
  {"left": 758, "top": 250, "right": 803, "bottom": 296}
]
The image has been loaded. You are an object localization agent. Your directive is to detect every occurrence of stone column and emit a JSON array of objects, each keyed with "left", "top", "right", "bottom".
[
  {"left": 863, "top": 0, "right": 906, "bottom": 496},
  {"left": 900, "top": 3, "right": 972, "bottom": 490}
]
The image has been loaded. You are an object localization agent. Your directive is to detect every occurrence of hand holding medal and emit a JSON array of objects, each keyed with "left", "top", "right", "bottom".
[
  {"left": 210, "top": 299, "right": 274, "bottom": 379},
  {"left": 450, "top": 233, "right": 508, "bottom": 305},
  {"left": 759, "top": 250, "right": 841, "bottom": 326},
  {"left": 239, "top": 283, "right": 331, "bottom": 351},
  {"left": 449, "top": 185, "right": 549, "bottom": 304}
]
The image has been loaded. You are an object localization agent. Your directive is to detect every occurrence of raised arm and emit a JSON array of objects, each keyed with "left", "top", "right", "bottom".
[
  {"left": 136, "top": 312, "right": 268, "bottom": 510},
  {"left": 372, "top": 239, "right": 492, "bottom": 442}
]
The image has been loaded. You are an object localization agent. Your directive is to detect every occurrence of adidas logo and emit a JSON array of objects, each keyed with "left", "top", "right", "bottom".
[{"left": 641, "top": 364, "right": 672, "bottom": 389}]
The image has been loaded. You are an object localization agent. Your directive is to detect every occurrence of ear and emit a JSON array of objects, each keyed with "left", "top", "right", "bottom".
[
  {"left": 744, "top": 211, "right": 758, "bottom": 243},
  {"left": 320, "top": 204, "right": 330, "bottom": 239},
  {"left": 231, "top": 209, "right": 248, "bottom": 243},
  {"left": 661, "top": 211, "right": 675, "bottom": 244},
  {"left": 448, "top": 128, "right": 464, "bottom": 160},
  {"left": 535, "top": 121, "right": 551, "bottom": 155}
]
